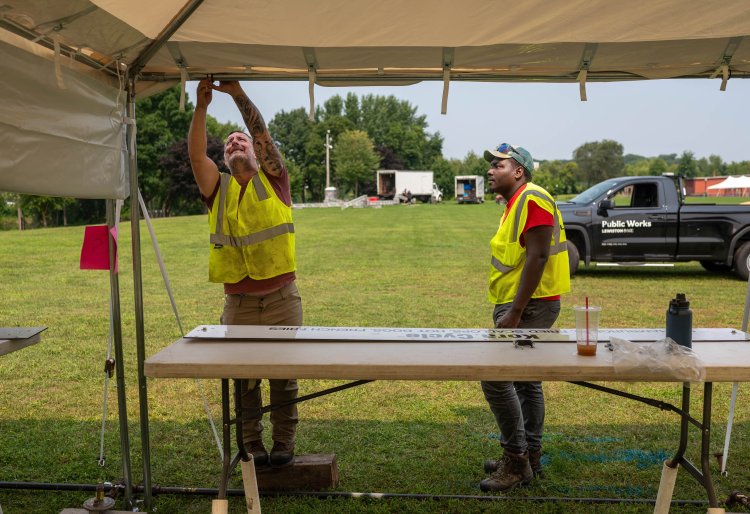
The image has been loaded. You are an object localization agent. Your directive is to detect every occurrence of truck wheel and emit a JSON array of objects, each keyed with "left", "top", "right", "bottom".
[
  {"left": 566, "top": 240, "right": 579, "bottom": 276},
  {"left": 734, "top": 242, "right": 750, "bottom": 281},
  {"left": 699, "top": 260, "right": 730, "bottom": 273}
]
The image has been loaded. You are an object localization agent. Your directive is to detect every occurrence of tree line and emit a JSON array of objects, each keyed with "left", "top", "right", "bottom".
[{"left": 3, "top": 86, "right": 750, "bottom": 229}]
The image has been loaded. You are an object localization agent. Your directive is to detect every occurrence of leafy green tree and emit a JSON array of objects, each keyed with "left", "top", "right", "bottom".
[
  {"left": 727, "top": 161, "right": 750, "bottom": 175},
  {"left": 268, "top": 93, "right": 442, "bottom": 201},
  {"left": 706, "top": 155, "right": 726, "bottom": 177},
  {"left": 430, "top": 156, "right": 461, "bottom": 199},
  {"left": 159, "top": 136, "right": 228, "bottom": 216},
  {"left": 269, "top": 108, "right": 317, "bottom": 202},
  {"left": 19, "top": 195, "right": 74, "bottom": 228},
  {"left": 534, "top": 161, "right": 579, "bottom": 195},
  {"left": 460, "top": 152, "right": 488, "bottom": 176},
  {"left": 135, "top": 86, "right": 194, "bottom": 212},
  {"left": 649, "top": 158, "right": 668, "bottom": 175},
  {"left": 333, "top": 130, "right": 380, "bottom": 197},
  {"left": 677, "top": 151, "right": 699, "bottom": 178},
  {"left": 573, "top": 139, "right": 624, "bottom": 187},
  {"left": 624, "top": 159, "right": 651, "bottom": 176}
]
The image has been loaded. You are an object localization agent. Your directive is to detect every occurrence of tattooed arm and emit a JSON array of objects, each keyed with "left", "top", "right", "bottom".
[{"left": 213, "top": 80, "right": 287, "bottom": 178}]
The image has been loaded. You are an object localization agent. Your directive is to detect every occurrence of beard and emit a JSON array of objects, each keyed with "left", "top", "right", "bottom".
[{"left": 226, "top": 152, "right": 254, "bottom": 175}]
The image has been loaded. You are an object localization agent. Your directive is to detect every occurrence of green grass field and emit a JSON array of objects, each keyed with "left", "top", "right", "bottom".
[{"left": 1, "top": 201, "right": 749, "bottom": 513}]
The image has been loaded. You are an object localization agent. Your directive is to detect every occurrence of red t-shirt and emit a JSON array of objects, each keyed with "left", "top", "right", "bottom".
[
  {"left": 502, "top": 184, "right": 559, "bottom": 301},
  {"left": 203, "top": 171, "right": 296, "bottom": 296}
]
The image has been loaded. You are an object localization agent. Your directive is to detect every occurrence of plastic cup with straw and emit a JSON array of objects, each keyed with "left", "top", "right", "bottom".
[{"left": 575, "top": 296, "right": 601, "bottom": 356}]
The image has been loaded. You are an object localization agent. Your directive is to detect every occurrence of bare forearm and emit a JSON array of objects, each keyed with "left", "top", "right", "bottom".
[
  {"left": 511, "top": 254, "right": 548, "bottom": 314},
  {"left": 188, "top": 105, "right": 219, "bottom": 196},
  {"left": 232, "top": 92, "right": 287, "bottom": 177},
  {"left": 188, "top": 106, "right": 208, "bottom": 159}
]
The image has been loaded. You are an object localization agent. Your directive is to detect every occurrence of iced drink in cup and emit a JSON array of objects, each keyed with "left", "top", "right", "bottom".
[{"left": 574, "top": 305, "right": 601, "bottom": 356}]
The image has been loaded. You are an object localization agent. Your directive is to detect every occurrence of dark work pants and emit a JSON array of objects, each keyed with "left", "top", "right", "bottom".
[
  {"left": 481, "top": 299, "right": 560, "bottom": 455},
  {"left": 220, "top": 281, "right": 303, "bottom": 444}
]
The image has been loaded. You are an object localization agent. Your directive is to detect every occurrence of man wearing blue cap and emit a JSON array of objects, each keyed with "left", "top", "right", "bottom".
[{"left": 479, "top": 143, "right": 570, "bottom": 492}]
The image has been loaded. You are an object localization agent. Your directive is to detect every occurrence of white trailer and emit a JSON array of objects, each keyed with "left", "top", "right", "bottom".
[
  {"left": 377, "top": 170, "right": 443, "bottom": 203},
  {"left": 455, "top": 175, "right": 485, "bottom": 204}
]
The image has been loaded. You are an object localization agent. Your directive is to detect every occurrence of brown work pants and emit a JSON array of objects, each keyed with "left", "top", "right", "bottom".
[{"left": 220, "top": 281, "right": 303, "bottom": 445}]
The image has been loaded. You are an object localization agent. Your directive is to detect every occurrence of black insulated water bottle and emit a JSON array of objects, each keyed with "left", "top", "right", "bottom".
[{"left": 666, "top": 293, "right": 692, "bottom": 348}]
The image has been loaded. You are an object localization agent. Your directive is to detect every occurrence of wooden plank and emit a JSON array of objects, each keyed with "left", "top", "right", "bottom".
[
  {"left": 144, "top": 337, "right": 750, "bottom": 383},
  {"left": 240, "top": 459, "right": 261, "bottom": 513},
  {"left": 256, "top": 454, "right": 338, "bottom": 491}
]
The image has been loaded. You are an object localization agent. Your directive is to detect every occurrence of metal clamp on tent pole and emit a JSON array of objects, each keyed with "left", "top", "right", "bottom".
[
  {"left": 576, "top": 44, "right": 598, "bottom": 102},
  {"left": 709, "top": 63, "right": 730, "bottom": 92},
  {"left": 710, "top": 36, "right": 742, "bottom": 92}
]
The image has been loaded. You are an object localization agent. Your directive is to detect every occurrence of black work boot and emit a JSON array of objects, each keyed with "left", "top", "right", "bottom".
[
  {"left": 485, "top": 448, "right": 544, "bottom": 479},
  {"left": 270, "top": 440, "right": 295, "bottom": 467},
  {"left": 479, "top": 450, "right": 533, "bottom": 493},
  {"left": 245, "top": 439, "right": 269, "bottom": 467}
]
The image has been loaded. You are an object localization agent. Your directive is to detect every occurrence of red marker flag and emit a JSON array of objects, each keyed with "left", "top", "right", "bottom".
[{"left": 80, "top": 225, "right": 118, "bottom": 272}]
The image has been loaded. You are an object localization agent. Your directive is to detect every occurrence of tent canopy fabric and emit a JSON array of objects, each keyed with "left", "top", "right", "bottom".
[
  {"left": 1, "top": 0, "right": 750, "bottom": 198},
  {"left": 707, "top": 175, "right": 750, "bottom": 190},
  {"left": 2, "top": 0, "right": 750, "bottom": 88}
]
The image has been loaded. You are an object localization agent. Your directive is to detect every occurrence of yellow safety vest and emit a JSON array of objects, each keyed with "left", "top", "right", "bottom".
[
  {"left": 208, "top": 171, "right": 295, "bottom": 283},
  {"left": 488, "top": 183, "right": 570, "bottom": 304}
]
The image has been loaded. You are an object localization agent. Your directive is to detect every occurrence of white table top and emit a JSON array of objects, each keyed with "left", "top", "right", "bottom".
[{"left": 145, "top": 326, "right": 750, "bottom": 383}]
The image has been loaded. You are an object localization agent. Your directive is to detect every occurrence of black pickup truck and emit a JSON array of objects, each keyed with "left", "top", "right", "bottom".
[{"left": 558, "top": 175, "right": 750, "bottom": 280}]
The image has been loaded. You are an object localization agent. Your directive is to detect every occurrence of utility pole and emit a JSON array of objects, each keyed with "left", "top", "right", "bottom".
[
  {"left": 325, "top": 129, "right": 331, "bottom": 188},
  {"left": 324, "top": 129, "right": 337, "bottom": 202}
]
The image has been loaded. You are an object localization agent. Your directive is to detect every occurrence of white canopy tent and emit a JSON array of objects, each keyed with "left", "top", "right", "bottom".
[
  {"left": 1, "top": 1, "right": 749, "bottom": 510},
  {"left": 707, "top": 175, "right": 750, "bottom": 196},
  {"left": 2, "top": 0, "right": 750, "bottom": 196}
]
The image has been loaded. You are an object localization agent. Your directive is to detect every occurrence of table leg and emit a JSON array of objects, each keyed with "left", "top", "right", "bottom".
[{"left": 218, "top": 379, "right": 231, "bottom": 498}]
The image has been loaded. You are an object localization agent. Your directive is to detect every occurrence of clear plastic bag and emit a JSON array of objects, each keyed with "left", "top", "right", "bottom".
[{"left": 610, "top": 336, "right": 706, "bottom": 382}]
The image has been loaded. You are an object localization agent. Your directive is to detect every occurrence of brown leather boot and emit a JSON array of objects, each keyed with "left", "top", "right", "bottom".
[
  {"left": 270, "top": 440, "right": 295, "bottom": 467},
  {"left": 480, "top": 450, "right": 533, "bottom": 493},
  {"left": 485, "top": 448, "right": 544, "bottom": 479},
  {"left": 244, "top": 439, "right": 269, "bottom": 467}
]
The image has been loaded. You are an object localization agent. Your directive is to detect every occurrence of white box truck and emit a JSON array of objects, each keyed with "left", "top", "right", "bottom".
[
  {"left": 455, "top": 175, "right": 485, "bottom": 204},
  {"left": 377, "top": 170, "right": 443, "bottom": 203}
]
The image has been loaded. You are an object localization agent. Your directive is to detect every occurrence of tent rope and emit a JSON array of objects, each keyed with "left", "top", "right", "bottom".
[
  {"left": 137, "top": 190, "right": 223, "bottom": 459},
  {"left": 98, "top": 199, "right": 123, "bottom": 467}
]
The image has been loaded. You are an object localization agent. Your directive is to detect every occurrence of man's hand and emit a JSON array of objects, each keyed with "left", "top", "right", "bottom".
[
  {"left": 496, "top": 308, "right": 522, "bottom": 329},
  {"left": 212, "top": 80, "right": 243, "bottom": 97},
  {"left": 195, "top": 79, "right": 213, "bottom": 109}
]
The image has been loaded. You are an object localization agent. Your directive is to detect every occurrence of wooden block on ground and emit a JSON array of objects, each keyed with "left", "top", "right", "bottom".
[{"left": 256, "top": 453, "right": 338, "bottom": 491}]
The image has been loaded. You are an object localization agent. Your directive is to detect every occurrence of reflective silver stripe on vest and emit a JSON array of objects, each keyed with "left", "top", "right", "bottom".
[
  {"left": 212, "top": 172, "right": 293, "bottom": 247},
  {"left": 511, "top": 189, "right": 564, "bottom": 249},
  {"left": 252, "top": 173, "right": 269, "bottom": 201},
  {"left": 213, "top": 172, "right": 232, "bottom": 241},
  {"left": 210, "top": 222, "right": 295, "bottom": 247},
  {"left": 491, "top": 255, "right": 515, "bottom": 274}
]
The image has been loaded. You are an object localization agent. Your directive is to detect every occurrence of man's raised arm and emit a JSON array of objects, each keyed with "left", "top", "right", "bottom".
[
  {"left": 214, "top": 81, "right": 287, "bottom": 178},
  {"left": 188, "top": 79, "right": 220, "bottom": 197}
]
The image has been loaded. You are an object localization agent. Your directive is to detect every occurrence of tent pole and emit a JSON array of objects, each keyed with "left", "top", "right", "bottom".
[
  {"left": 126, "top": 77, "right": 153, "bottom": 509},
  {"left": 106, "top": 199, "right": 134, "bottom": 508}
]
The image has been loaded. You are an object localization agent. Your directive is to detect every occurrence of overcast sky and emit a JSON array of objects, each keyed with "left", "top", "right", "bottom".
[{"left": 188, "top": 78, "right": 750, "bottom": 164}]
